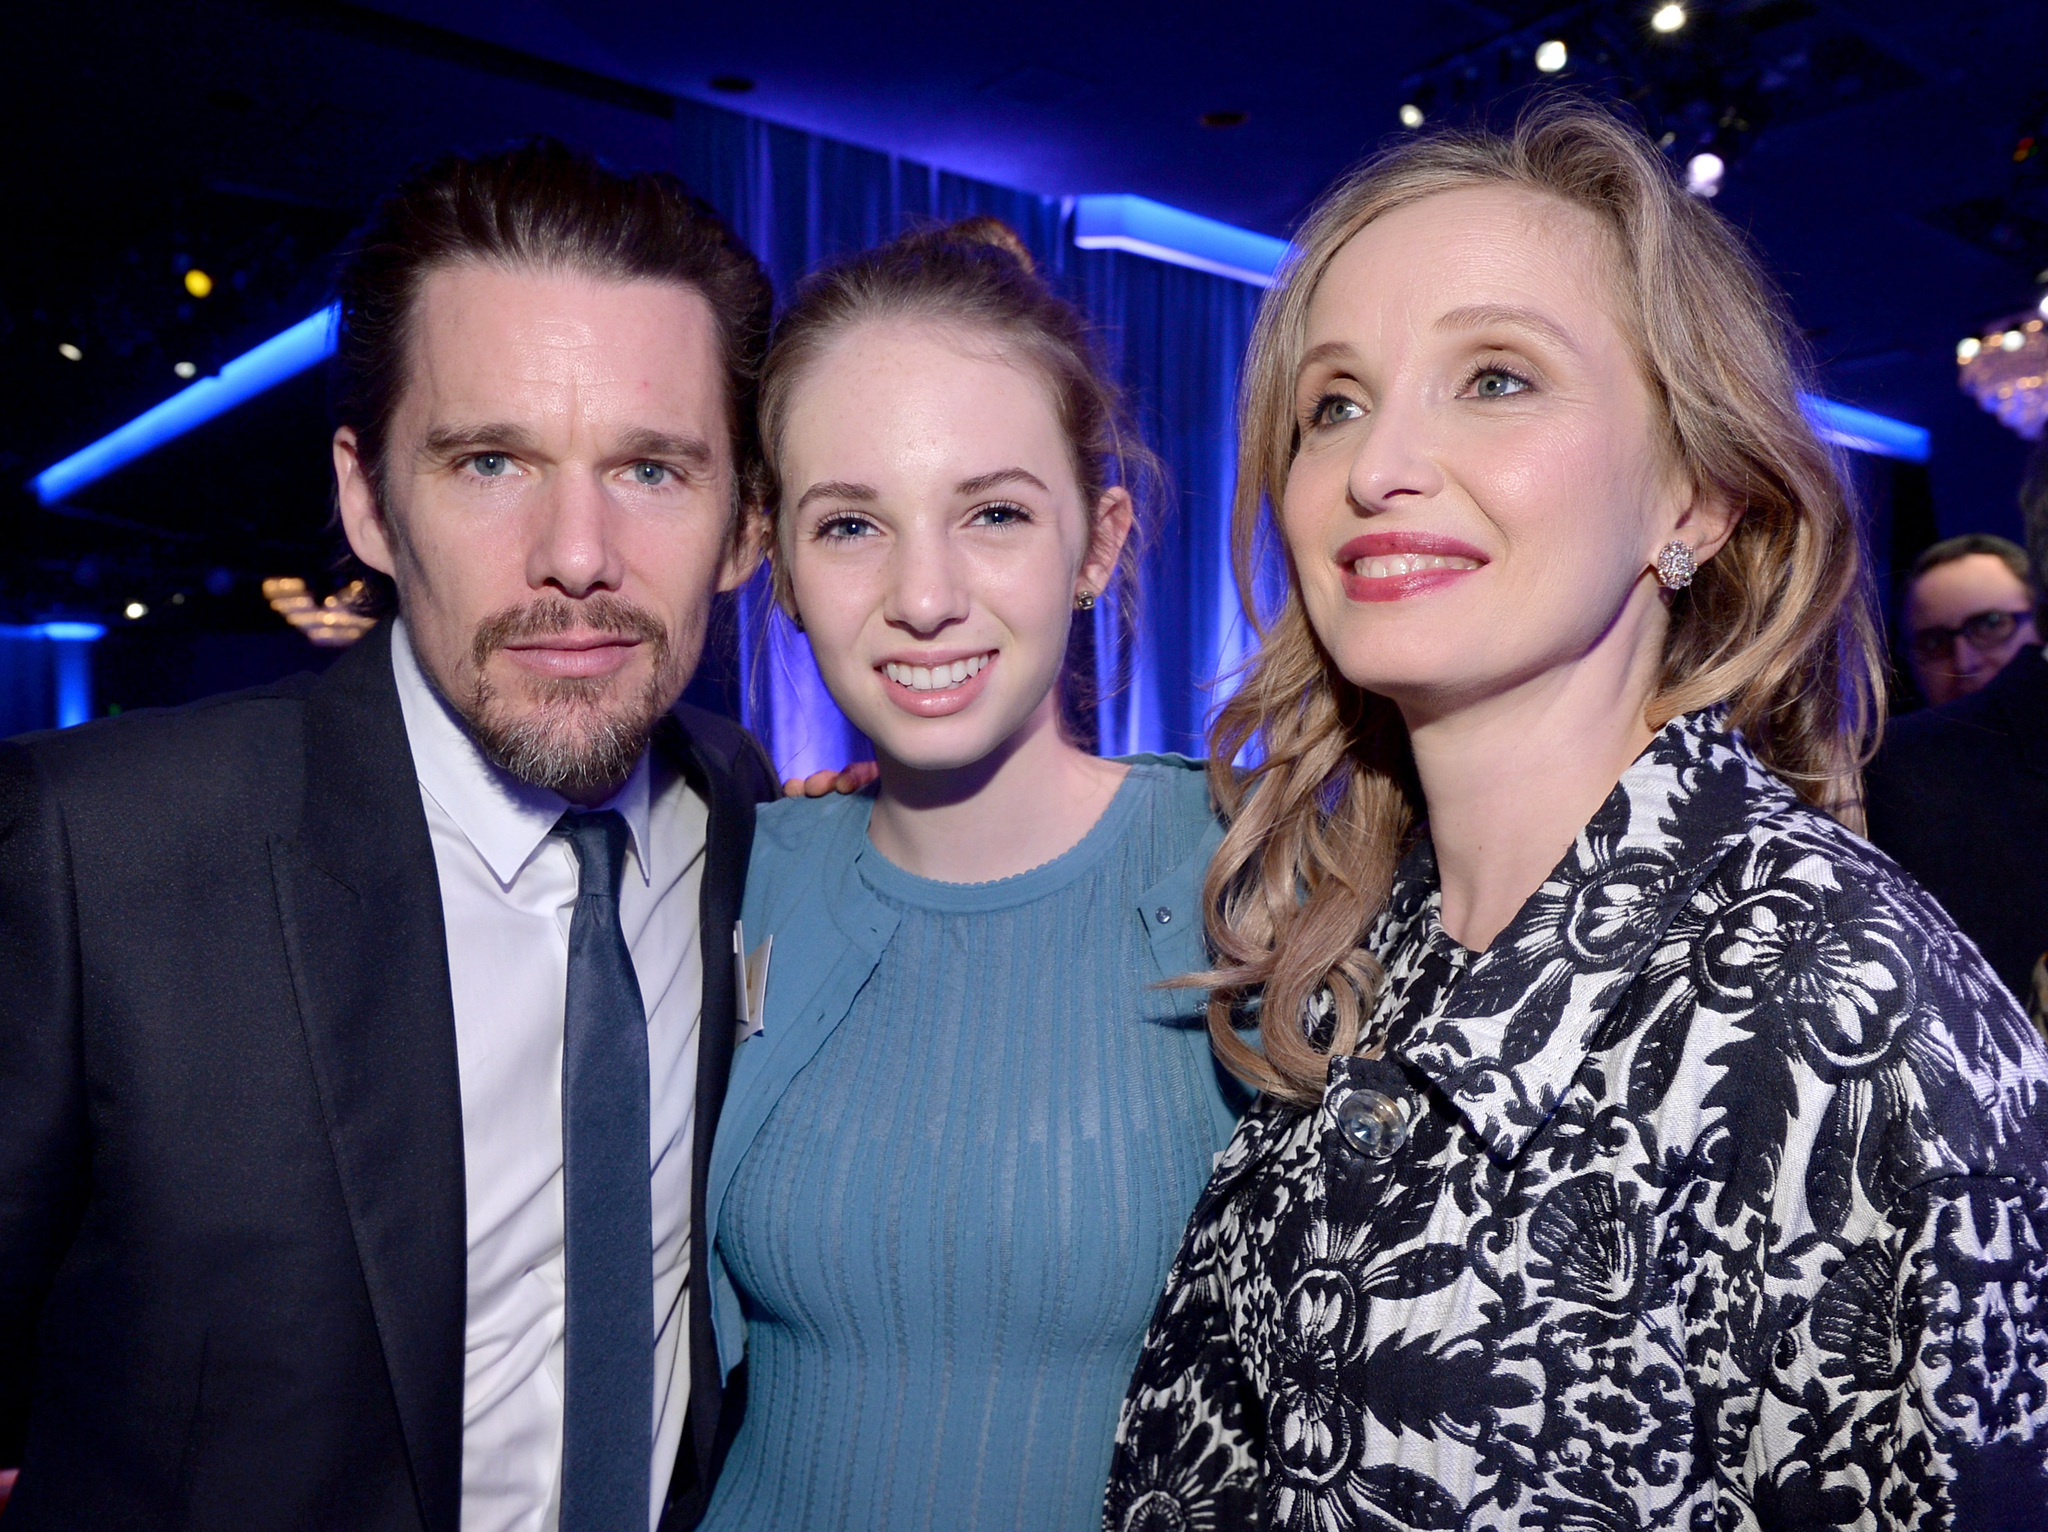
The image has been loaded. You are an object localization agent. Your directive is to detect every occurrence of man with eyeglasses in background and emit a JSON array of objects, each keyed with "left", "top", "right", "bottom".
[
  {"left": 1868, "top": 458, "right": 2048, "bottom": 1025},
  {"left": 1900, "top": 534, "right": 2039, "bottom": 708}
]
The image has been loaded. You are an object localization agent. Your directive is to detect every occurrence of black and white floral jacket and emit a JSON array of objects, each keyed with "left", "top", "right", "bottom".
[{"left": 1107, "top": 710, "right": 2048, "bottom": 1531}]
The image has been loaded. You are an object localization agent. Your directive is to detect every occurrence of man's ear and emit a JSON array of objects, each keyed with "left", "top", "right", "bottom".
[
  {"left": 718, "top": 506, "right": 768, "bottom": 595},
  {"left": 333, "top": 427, "right": 399, "bottom": 579},
  {"left": 1079, "top": 486, "right": 1136, "bottom": 600}
]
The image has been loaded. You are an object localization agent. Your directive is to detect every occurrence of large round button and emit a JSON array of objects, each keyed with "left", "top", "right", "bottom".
[{"left": 1336, "top": 1089, "right": 1410, "bottom": 1158}]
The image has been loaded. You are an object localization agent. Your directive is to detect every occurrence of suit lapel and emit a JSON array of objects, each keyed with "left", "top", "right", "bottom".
[{"left": 269, "top": 623, "right": 465, "bottom": 1532}]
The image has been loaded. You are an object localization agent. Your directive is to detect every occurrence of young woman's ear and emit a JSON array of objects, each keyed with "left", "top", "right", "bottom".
[{"left": 1079, "top": 486, "right": 1135, "bottom": 604}]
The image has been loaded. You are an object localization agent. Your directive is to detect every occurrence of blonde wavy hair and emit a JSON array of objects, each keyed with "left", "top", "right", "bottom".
[{"left": 1204, "top": 98, "right": 1886, "bottom": 1104}]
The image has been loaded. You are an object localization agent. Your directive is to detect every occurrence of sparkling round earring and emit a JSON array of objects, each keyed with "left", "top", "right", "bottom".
[
  {"left": 1074, "top": 588, "right": 1097, "bottom": 611},
  {"left": 1654, "top": 540, "right": 1697, "bottom": 591}
]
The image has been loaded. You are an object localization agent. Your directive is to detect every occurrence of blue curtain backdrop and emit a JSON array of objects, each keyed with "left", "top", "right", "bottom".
[
  {"left": 1069, "top": 250, "right": 1262, "bottom": 758},
  {"left": 672, "top": 98, "right": 1261, "bottom": 775}
]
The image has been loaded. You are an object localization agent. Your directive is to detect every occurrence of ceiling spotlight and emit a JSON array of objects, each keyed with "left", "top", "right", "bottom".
[
  {"left": 1685, "top": 152, "right": 1726, "bottom": 197},
  {"left": 184, "top": 269, "right": 214, "bottom": 298},
  {"left": 2003, "top": 329, "right": 2026, "bottom": 352},
  {"left": 1535, "top": 39, "right": 1568, "bottom": 72},
  {"left": 1399, "top": 103, "right": 1425, "bottom": 129},
  {"left": 124, "top": 602, "right": 148, "bottom": 620},
  {"left": 2038, "top": 294, "right": 2048, "bottom": 319},
  {"left": 1651, "top": 3, "right": 1688, "bottom": 33},
  {"left": 1958, "top": 337, "right": 1983, "bottom": 362},
  {"left": 58, "top": 342, "right": 82, "bottom": 361},
  {"left": 173, "top": 360, "right": 198, "bottom": 379}
]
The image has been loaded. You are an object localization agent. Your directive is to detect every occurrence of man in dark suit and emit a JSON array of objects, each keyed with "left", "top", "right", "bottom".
[
  {"left": 1867, "top": 641, "right": 2048, "bottom": 1007},
  {"left": 1867, "top": 448, "right": 2048, "bottom": 1016},
  {"left": 0, "top": 141, "right": 775, "bottom": 1530}
]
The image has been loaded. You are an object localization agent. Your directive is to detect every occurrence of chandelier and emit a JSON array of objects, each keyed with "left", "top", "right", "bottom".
[
  {"left": 1958, "top": 311, "right": 2048, "bottom": 440},
  {"left": 262, "top": 577, "right": 377, "bottom": 647}
]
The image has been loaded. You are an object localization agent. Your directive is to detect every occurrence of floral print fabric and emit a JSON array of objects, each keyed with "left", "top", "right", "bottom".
[{"left": 1107, "top": 711, "right": 2048, "bottom": 1531}]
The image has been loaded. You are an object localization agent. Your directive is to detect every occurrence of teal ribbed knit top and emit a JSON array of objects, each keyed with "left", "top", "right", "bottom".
[{"left": 699, "top": 760, "right": 1242, "bottom": 1531}]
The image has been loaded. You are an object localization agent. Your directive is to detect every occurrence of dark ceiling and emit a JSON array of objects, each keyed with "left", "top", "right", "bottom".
[{"left": 5, "top": 0, "right": 2045, "bottom": 640}]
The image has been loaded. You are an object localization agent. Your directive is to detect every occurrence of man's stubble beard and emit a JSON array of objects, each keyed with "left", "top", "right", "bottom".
[{"left": 460, "top": 593, "right": 696, "bottom": 801}]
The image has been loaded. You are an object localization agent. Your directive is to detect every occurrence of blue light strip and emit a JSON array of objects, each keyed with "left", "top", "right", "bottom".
[
  {"left": 33, "top": 304, "right": 341, "bottom": 504},
  {"left": 1072, "top": 195, "right": 1289, "bottom": 287},
  {"left": 1798, "top": 394, "right": 1931, "bottom": 464},
  {"left": 30, "top": 621, "right": 107, "bottom": 642}
]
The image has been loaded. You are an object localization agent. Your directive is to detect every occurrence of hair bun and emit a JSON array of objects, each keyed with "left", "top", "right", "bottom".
[{"left": 939, "top": 215, "right": 1035, "bottom": 275}]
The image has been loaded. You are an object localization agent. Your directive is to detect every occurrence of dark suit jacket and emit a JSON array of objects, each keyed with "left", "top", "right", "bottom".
[
  {"left": 0, "top": 621, "right": 774, "bottom": 1531},
  {"left": 1865, "top": 643, "right": 2048, "bottom": 1005}
]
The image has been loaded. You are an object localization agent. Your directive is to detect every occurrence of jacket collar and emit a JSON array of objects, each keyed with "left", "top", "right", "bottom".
[{"left": 1391, "top": 710, "right": 1793, "bottom": 1164}]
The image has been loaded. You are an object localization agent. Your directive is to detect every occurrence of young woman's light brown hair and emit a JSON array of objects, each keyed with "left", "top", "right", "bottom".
[
  {"left": 754, "top": 216, "right": 1154, "bottom": 636},
  {"left": 1204, "top": 97, "right": 1887, "bottom": 1104}
]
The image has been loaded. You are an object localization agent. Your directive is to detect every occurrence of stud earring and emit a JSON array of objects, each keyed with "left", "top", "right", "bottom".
[
  {"left": 1074, "top": 588, "right": 1097, "bottom": 611},
  {"left": 1654, "top": 541, "right": 1697, "bottom": 591}
]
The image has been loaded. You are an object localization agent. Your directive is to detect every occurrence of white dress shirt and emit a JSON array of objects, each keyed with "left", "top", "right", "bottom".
[{"left": 390, "top": 621, "right": 705, "bottom": 1532}]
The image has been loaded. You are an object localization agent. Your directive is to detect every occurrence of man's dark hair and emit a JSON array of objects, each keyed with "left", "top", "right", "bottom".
[
  {"left": 332, "top": 138, "right": 772, "bottom": 601},
  {"left": 1908, "top": 532, "right": 2033, "bottom": 595}
]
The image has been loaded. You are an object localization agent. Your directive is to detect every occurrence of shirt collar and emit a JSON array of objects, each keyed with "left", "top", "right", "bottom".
[
  {"left": 389, "top": 617, "right": 654, "bottom": 888},
  {"left": 1390, "top": 709, "right": 1793, "bottom": 1163}
]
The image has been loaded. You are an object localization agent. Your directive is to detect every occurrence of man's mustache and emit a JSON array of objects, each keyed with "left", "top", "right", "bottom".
[{"left": 470, "top": 596, "right": 669, "bottom": 672}]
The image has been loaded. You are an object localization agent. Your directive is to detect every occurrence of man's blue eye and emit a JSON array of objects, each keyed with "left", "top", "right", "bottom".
[
  {"left": 632, "top": 462, "right": 669, "bottom": 486},
  {"left": 473, "top": 452, "right": 511, "bottom": 477}
]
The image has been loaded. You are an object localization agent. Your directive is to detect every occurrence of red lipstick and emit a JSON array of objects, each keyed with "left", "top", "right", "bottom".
[{"left": 1335, "top": 532, "right": 1488, "bottom": 604}]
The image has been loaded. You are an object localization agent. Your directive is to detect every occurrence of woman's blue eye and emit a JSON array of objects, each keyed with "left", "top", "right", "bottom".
[
  {"left": 472, "top": 452, "right": 512, "bottom": 477},
  {"left": 1471, "top": 369, "right": 1530, "bottom": 398},
  {"left": 818, "top": 515, "right": 874, "bottom": 541},
  {"left": 1313, "top": 395, "right": 1365, "bottom": 427},
  {"left": 631, "top": 462, "right": 670, "bottom": 486},
  {"left": 972, "top": 501, "right": 1029, "bottom": 527}
]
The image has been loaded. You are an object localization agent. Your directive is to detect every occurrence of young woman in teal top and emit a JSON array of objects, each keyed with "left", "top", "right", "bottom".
[{"left": 697, "top": 219, "right": 1245, "bottom": 1530}]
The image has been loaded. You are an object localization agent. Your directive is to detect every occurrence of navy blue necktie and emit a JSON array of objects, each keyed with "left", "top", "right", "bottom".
[{"left": 555, "top": 809, "right": 653, "bottom": 1532}]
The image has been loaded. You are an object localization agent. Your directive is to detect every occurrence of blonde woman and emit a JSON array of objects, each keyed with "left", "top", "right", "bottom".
[{"left": 1107, "top": 103, "right": 2048, "bottom": 1530}]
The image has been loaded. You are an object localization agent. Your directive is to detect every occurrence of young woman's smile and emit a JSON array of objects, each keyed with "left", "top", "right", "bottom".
[{"left": 876, "top": 647, "right": 997, "bottom": 716}]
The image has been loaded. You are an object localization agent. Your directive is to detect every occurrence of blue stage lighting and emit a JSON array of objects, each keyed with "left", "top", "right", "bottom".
[
  {"left": 33, "top": 304, "right": 341, "bottom": 505},
  {"left": 1071, "top": 195, "right": 1289, "bottom": 286},
  {"left": 0, "top": 622, "right": 104, "bottom": 728},
  {"left": 22, "top": 208, "right": 1932, "bottom": 507},
  {"left": 1798, "top": 395, "right": 1931, "bottom": 463}
]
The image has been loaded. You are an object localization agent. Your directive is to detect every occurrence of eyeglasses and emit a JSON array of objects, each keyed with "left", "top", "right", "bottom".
[{"left": 1909, "top": 608, "right": 2034, "bottom": 663}]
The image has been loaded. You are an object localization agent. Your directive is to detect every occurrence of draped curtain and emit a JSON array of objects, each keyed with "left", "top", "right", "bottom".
[{"left": 672, "top": 98, "right": 1262, "bottom": 775}]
